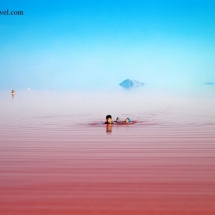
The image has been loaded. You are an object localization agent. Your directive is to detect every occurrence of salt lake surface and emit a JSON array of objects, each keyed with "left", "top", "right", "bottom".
[{"left": 0, "top": 89, "right": 215, "bottom": 214}]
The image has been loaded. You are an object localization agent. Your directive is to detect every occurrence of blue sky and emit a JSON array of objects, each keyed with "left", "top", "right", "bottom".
[{"left": 0, "top": 0, "right": 215, "bottom": 90}]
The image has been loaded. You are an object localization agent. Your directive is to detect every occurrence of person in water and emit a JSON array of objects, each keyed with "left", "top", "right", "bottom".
[
  {"left": 105, "top": 115, "right": 132, "bottom": 124},
  {"left": 115, "top": 117, "right": 120, "bottom": 123},
  {"left": 105, "top": 115, "right": 113, "bottom": 124},
  {"left": 115, "top": 117, "right": 132, "bottom": 123},
  {"left": 125, "top": 117, "right": 132, "bottom": 123}
]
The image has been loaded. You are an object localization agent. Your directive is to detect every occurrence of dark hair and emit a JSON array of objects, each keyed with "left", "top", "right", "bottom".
[{"left": 106, "top": 115, "right": 112, "bottom": 119}]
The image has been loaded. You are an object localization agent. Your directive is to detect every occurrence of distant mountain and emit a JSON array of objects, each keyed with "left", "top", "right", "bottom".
[
  {"left": 204, "top": 82, "right": 214, "bottom": 85},
  {"left": 119, "top": 79, "right": 145, "bottom": 89}
]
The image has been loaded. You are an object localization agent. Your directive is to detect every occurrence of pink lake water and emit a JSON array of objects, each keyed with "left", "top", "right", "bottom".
[{"left": 0, "top": 89, "right": 215, "bottom": 214}]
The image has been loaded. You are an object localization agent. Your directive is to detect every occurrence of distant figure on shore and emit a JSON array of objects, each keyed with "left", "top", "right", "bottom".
[{"left": 11, "top": 90, "right": 15, "bottom": 98}]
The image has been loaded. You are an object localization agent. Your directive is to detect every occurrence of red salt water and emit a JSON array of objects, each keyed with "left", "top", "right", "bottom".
[{"left": 0, "top": 90, "right": 215, "bottom": 214}]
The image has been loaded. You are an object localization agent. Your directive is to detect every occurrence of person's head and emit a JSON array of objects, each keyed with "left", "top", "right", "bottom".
[
  {"left": 106, "top": 115, "right": 112, "bottom": 124},
  {"left": 116, "top": 117, "right": 120, "bottom": 122},
  {"left": 125, "top": 117, "right": 132, "bottom": 123}
]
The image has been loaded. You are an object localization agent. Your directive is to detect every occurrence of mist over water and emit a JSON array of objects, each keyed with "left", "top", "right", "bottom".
[{"left": 1, "top": 88, "right": 215, "bottom": 214}]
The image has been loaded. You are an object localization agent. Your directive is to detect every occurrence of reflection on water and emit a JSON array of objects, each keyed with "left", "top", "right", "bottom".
[
  {"left": 0, "top": 90, "right": 215, "bottom": 215},
  {"left": 106, "top": 124, "right": 112, "bottom": 133}
]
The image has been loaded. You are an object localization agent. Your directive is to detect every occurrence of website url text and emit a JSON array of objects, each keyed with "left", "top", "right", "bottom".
[{"left": 0, "top": 9, "right": 24, "bottom": 16}]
